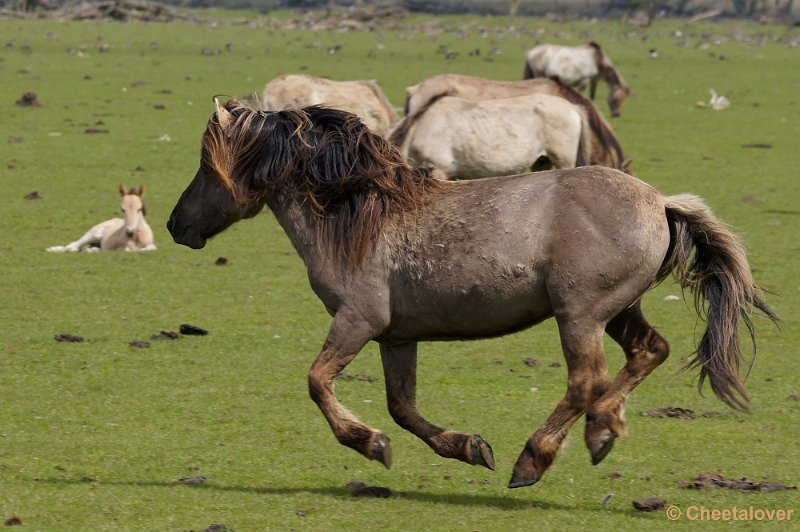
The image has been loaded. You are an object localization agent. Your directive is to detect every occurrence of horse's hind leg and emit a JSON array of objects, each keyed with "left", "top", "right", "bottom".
[
  {"left": 509, "top": 320, "right": 610, "bottom": 488},
  {"left": 308, "top": 314, "right": 392, "bottom": 468},
  {"left": 47, "top": 223, "right": 107, "bottom": 252},
  {"left": 380, "top": 342, "right": 495, "bottom": 470},
  {"left": 584, "top": 302, "right": 669, "bottom": 465}
]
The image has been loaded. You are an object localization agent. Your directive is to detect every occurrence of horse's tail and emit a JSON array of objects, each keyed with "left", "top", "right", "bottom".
[
  {"left": 523, "top": 58, "right": 535, "bottom": 80},
  {"left": 549, "top": 79, "right": 626, "bottom": 170},
  {"left": 388, "top": 92, "right": 449, "bottom": 150},
  {"left": 661, "top": 194, "right": 779, "bottom": 411},
  {"left": 574, "top": 110, "right": 591, "bottom": 168}
]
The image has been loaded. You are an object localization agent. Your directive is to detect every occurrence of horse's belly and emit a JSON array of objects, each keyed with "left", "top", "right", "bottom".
[{"left": 384, "top": 275, "right": 552, "bottom": 341}]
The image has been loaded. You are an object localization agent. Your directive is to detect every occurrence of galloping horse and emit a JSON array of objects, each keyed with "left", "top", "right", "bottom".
[
  {"left": 262, "top": 74, "right": 399, "bottom": 136},
  {"left": 403, "top": 73, "right": 629, "bottom": 172},
  {"left": 168, "top": 99, "right": 777, "bottom": 488},
  {"left": 389, "top": 92, "right": 588, "bottom": 179},
  {"left": 524, "top": 42, "right": 630, "bottom": 117},
  {"left": 47, "top": 185, "right": 156, "bottom": 252}
]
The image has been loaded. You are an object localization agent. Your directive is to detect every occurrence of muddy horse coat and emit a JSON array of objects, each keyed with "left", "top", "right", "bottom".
[{"left": 168, "top": 100, "right": 776, "bottom": 488}]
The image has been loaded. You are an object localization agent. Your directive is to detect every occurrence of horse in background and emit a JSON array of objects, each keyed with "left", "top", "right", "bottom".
[
  {"left": 402, "top": 74, "right": 630, "bottom": 173},
  {"left": 261, "top": 74, "right": 399, "bottom": 136},
  {"left": 389, "top": 92, "right": 588, "bottom": 179},
  {"left": 47, "top": 185, "right": 156, "bottom": 252},
  {"left": 168, "top": 99, "right": 777, "bottom": 488},
  {"left": 523, "top": 42, "right": 630, "bottom": 117}
]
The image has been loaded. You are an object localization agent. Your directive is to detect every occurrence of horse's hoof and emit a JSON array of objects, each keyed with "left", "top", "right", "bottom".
[
  {"left": 467, "top": 434, "right": 496, "bottom": 471},
  {"left": 369, "top": 433, "right": 392, "bottom": 469},
  {"left": 507, "top": 450, "right": 541, "bottom": 488},
  {"left": 587, "top": 429, "right": 616, "bottom": 465},
  {"left": 508, "top": 470, "right": 539, "bottom": 489}
]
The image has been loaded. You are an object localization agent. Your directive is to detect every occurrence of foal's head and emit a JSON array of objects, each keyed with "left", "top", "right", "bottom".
[{"left": 119, "top": 185, "right": 147, "bottom": 238}]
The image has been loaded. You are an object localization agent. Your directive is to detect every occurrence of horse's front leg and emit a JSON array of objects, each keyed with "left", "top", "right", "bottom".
[
  {"left": 308, "top": 312, "right": 392, "bottom": 468},
  {"left": 380, "top": 342, "right": 495, "bottom": 470},
  {"left": 589, "top": 77, "right": 598, "bottom": 100},
  {"left": 509, "top": 320, "right": 610, "bottom": 488}
]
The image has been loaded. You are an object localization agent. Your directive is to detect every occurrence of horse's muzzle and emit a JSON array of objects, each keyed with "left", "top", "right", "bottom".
[{"left": 167, "top": 215, "right": 206, "bottom": 249}]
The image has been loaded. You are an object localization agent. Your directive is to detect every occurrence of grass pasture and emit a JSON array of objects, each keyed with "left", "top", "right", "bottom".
[{"left": 1, "top": 10, "right": 799, "bottom": 530}]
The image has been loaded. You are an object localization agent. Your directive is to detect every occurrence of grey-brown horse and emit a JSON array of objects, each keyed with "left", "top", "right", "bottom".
[{"left": 168, "top": 99, "right": 777, "bottom": 488}]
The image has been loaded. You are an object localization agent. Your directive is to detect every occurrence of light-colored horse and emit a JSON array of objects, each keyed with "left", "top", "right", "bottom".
[
  {"left": 389, "top": 92, "right": 588, "bottom": 179},
  {"left": 261, "top": 74, "right": 399, "bottom": 136},
  {"left": 47, "top": 185, "right": 156, "bottom": 252},
  {"left": 403, "top": 73, "right": 629, "bottom": 172},
  {"left": 523, "top": 42, "right": 630, "bottom": 117},
  {"left": 168, "top": 100, "right": 777, "bottom": 489}
]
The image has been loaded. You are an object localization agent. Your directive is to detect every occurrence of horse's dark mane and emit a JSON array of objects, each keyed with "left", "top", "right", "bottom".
[
  {"left": 587, "top": 41, "right": 627, "bottom": 90},
  {"left": 588, "top": 41, "right": 604, "bottom": 68},
  {"left": 203, "top": 99, "right": 444, "bottom": 268},
  {"left": 599, "top": 62, "right": 625, "bottom": 88},
  {"left": 390, "top": 92, "right": 450, "bottom": 149},
  {"left": 547, "top": 78, "right": 626, "bottom": 169}
]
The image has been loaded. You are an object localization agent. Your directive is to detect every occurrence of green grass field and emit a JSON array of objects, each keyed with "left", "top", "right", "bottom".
[{"left": 0, "top": 10, "right": 798, "bottom": 530}]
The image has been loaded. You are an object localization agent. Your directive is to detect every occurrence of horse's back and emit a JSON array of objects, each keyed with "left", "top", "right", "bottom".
[
  {"left": 403, "top": 93, "right": 582, "bottom": 178},
  {"left": 406, "top": 74, "right": 556, "bottom": 116},
  {"left": 383, "top": 167, "right": 669, "bottom": 339},
  {"left": 526, "top": 44, "right": 598, "bottom": 86}
]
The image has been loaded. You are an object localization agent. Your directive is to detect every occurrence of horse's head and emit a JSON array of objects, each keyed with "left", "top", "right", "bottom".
[
  {"left": 119, "top": 185, "right": 146, "bottom": 238},
  {"left": 167, "top": 98, "right": 267, "bottom": 249},
  {"left": 607, "top": 85, "right": 630, "bottom": 118}
]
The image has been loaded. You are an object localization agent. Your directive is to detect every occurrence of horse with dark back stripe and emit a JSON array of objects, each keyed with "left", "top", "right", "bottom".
[
  {"left": 401, "top": 73, "right": 630, "bottom": 173},
  {"left": 168, "top": 98, "right": 778, "bottom": 488},
  {"left": 389, "top": 92, "right": 589, "bottom": 179}
]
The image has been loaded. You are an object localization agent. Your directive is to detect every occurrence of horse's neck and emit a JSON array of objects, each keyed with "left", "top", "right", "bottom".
[
  {"left": 136, "top": 215, "right": 154, "bottom": 243},
  {"left": 265, "top": 194, "right": 329, "bottom": 268},
  {"left": 600, "top": 63, "right": 624, "bottom": 88},
  {"left": 136, "top": 213, "right": 151, "bottom": 233}
]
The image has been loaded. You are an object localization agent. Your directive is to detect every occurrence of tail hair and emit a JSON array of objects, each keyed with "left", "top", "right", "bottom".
[
  {"left": 662, "top": 194, "right": 779, "bottom": 411},
  {"left": 523, "top": 60, "right": 534, "bottom": 80}
]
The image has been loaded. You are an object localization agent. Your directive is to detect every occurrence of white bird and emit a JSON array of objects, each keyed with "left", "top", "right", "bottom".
[{"left": 709, "top": 89, "right": 730, "bottom": 110}]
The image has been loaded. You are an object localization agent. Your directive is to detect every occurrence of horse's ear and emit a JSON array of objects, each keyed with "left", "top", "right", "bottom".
[
  {"left": 622, "top": 158, "right": 634, "bottom": 173},
  {"left": 214, "top": 96, "right": 234, "bottom": 130},
  {"left": 119, "top": 184, "right": 127, "bottom": 196},
  {"left": 136, "top": 185, "right": 144, "bottom": 197}
]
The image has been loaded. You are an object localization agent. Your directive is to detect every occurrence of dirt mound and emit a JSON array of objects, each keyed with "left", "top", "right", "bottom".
[{"left": 682, "top": 473, "right": 796, "bottom": 492}]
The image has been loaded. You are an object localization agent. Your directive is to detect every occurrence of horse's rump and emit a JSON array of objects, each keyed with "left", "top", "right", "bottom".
[{"left": 262, "top": 74, "right": 399, "bottom": 136}]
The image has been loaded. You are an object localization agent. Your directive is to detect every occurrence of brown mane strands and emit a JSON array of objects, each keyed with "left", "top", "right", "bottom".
[{"left": 202, "top": 99, "right": 445, "bottom": 269}]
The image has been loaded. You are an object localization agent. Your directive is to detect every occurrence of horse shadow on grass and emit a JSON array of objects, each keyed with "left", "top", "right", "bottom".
[{"left": 35, "top": 477, "right": 651, "bottom": 518}]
